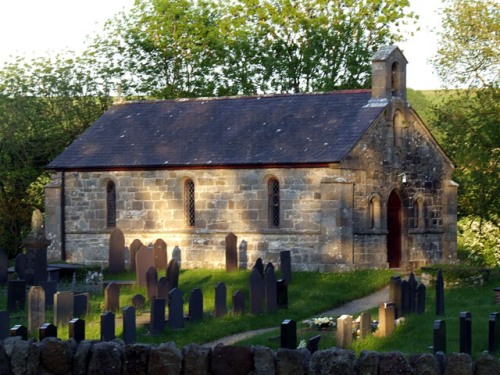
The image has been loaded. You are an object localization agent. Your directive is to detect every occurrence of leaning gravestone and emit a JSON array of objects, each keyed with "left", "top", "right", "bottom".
[
  {"left": 129, "top": 239, "right": 143, "bottom": 273},
  {"left": 101, "top": 311, "right": 115, "bottom": 341},
  {"left": 8, "top": 280, "right": 26, "bottom": 311},
  {"left": 0, "top": 249, "right": 8, "bottom": 284},
  {"left": 188, "top": 288, "right": 203, "bottom": 322},
  {"left": 108, "top": 228, "right": 126, "bottom": 273},
  {"left": 146, "top": 267, "right": 158, "bottom": 300},
  {"left": 136, "top": 246, "right": 155, "bottom": 286},
  {"left": 264, "top": 263, "right": 277, "bottom": 313},
  {"left": 54, "top": 291, "right": 73, "bottom": 327},
  {"left": 225, "top": 233, "right": 238, "bottom": 272},
  {"left": 250, "top": 267, "right": 264, "bottom": 315},
  {"left": 28, "top": 286, "right": 45, "bottom": 335},
  {"left": 166, "top": 259, "right": 180, "bottom": 289},
  {"left": 307, "top": 335, "right": 321, "bottom": 354},
  {"left": 214, "top": 282, "right": 227, "bottom": 318},
  {"left": 279, "top": 250, "right": 292, "bottom": 284},
  {"left": 105, "top": 283, "right": 120, "bottom": 312},
  {"left": 153, "top": 239, "right": 168, "bottom": 270},
  {"left": 168, "top": 287, "right": 184, "bottom": 329}
]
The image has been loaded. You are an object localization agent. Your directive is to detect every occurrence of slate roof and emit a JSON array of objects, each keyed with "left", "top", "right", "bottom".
[{"left": 47, "top": 90, "right": 386, "bottom": 170}]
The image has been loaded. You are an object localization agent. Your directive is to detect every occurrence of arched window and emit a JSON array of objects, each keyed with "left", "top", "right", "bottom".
[
  {"left": 184, "top": 179, "right": 195, "bottom": 227},
  {"left": 414, "top": 196, "right": 425, "bottom": 228},
  {"left": 369, "top": 195, "right": 381, "bottom": 229},
  {"left": 106, "top": 180, "right": 116, "bottom": 228},
  {"left": 393, "top": 110, "right": 404, "bottom": 148},
  {"left": 268, "top": 178, "right": 280, "bottom": 228}
]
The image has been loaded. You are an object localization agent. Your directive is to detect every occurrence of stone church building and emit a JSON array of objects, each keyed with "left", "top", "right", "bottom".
[{"left": 45, "top": 46, "right": 457, "bottom": 271}]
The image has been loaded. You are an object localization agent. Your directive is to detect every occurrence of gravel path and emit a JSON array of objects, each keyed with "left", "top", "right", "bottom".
[{"left": 202, "top": 286, "right": 389, "bottom": 348}]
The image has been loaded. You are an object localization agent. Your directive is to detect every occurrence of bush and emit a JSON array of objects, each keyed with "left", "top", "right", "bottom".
[{"left": 458, "top": 217, "right": 500, "bottom": 267}]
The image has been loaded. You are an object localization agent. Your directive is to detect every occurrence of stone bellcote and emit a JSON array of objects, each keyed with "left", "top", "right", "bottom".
[{"left": 371, "top": 46, "right": 408, "bottom": 102}]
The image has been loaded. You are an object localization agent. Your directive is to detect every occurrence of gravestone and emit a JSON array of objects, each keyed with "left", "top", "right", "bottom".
[
  {"left": 7, "top": 280, "right": 26, "bottom": 311},
  {"left": 189, "top": 288, "right": 203, "bottom": 322},
  {"left": 39, "top": 323, "right": 57, "bottom": 341},
  {"left": 168, "top": 288, "right": 184, "bottom": 329},
  {"left": 157, "top": 277, "right": 170, "bottom": 299},
  {"left": 436, "top": 269, "right": 445, "bottom": 316},
  {"left": 135, "top": 245, "right": 155, "bottom": 286},
  {"left": 359, "top": 312, "right": 372, "bottom": 339},
  {"left": 337, "top": 315, "right": 353, "bottom": 349},
  {"left": 123, "top": 306, "right": 136, "bottom": 345},
  {"left": 264, "top": 263, "right": 277, "bottom": 313},
  {"left": 150, "top": 298, "right": 165, "bottom": 335},
  {"left": 232, "top": 290, "right": 245, "bottom": 315},
  {"left": 129, "top": 239, "right": 143, "bottom": 272},
  {"left": 69, "top": 318, "right": 85, "bottom": 343},
  {"left": 377, "top": 302, "right": 395, "bottom": 337},
  {"left": 153, "top": 239, "right": 168, "bottom": 270},
  {"left": 54, "top": 291, "right": 73, "bottom": 326},
  {"left": 401, "top": 280, "right": 410, "bottom": 316},
  {"left": 146, "top": 267, "right": 158, "bottom": 300},
  {"left": 459, "top": 311, "right": 472, "bottom": 355},
  {"left": 433, "top": 320, "right": 446, "bottom": 354},
  {"left": 239, "top": 240, "right": 248, "bottom": 269},
  {"left": 15, "top": 253, "right": 26, "bottom": 280},
  {"left": 253, "top": 258, "right": 264, "bottom": 276},
  {"left": 28, "top": 286, "right": 45, "bottom": 334},
  {"left": 166, "top": 259, "right": 180, "bottom": 289},
  {"left": 277, "top": 279, "right": 288, "bottom": 309},
  {"left": 172, "top": 246, "right": 182, "bottom": 264},
  {"left": 131, "top": 294, "right": 146, "bottom": 310},
  {"left": 108, "top": 227, "right": 126, "bottom": 273},
  {"left": 408, "top": 272, "right": 418, "bottom": 313},
  {"left": 10, "top": 325, "right": 27, "bottom": 340},
  {"left": 40, "top": 281, "right": 57, "bottom": 309},
  {"left": 105, "top": 282, "right": 120, "bottom": 312},
  {"left": 0, "top": 311, "right": 9, "bottom": 340},
  {"left": 489, "top": 312, "right": 500, "bottom": 353},
  {"left": 389, "top": 275, "right": 402, "bottom": 318},
  {"left": 0, "top": 250, "right": 8, "bottom": 283},
  {"left": 73, "top": 293, "right": 89, "bottom": 317},
  {"left": 280, "top": 250, "right": 292, "bottom": 284},
  {"left": 250, "top": 267, "right": 264, "bottom": 315},
  {"left": 416, "top": 284, "right": 426, "bottom": 314},
  {"left": 307, "top": 335, "right": 321, "bottom": 354},
  {"left": 214, "top": 282, "right": 227, "bottom": 318},
  {"left": 225, "top": 233, "right": 238, "bottom": 272},
  {"left": 23, "top": 209, "right": 50, "bottom": 284},
  {"left": 280, "top": 319, "right": 297, "bottom": 349},
  {"left": 100, "top": 311, "right": 115, "bottom": 341}
]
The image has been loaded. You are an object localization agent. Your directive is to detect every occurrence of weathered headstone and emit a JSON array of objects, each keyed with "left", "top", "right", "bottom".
[
  {"left": 239, "top": 240, "right": 248, "bottom": 269},
  {"left": 10, "top": 325, "right": 27, "bottom": 340},
  {"left": 28, "top": 286, "right": 45, "bottom": 334},
  {"left": 150, "top": 298, "right": 165, "bottom": 335},
  {"left": 250, "top": 267, "right": 264, "bottom": 315},
  {"left": 264, "top": 263, "right": 277, "bottom": 313},
  {"left": 277, "top": 279, "right": 288, "bottom": 309},
  {"left": 146, "top": 267, "right": 158, "bottom": 300},
  {"left": 232, "top": 290, "right": 245, "bottom": 315},
  {"left": 307, "top": 335, "right": 321, "bottom": 354},
  {"left": 172, "top": 246, "right": 182, "bottom": 264},
  {"left": 253, "top": 258, "right": 264, "bottom": 276},
  {"left": 123, "top": 306, "right": 136, "bottom": 345},
  {"left": 0, "top": 311, "right": 9, "bottom": 340},
  {"left": 129, "top": 239, "right": 143, "bottom": 272},
  {"left": 436, "top": 269, "right": 445, "bottom": 316},
  {"left": 100, "top": 311, "right": 115, "bottom": 341},
  {"left": 7, "top": 280, "right": 26, "bottom": 311},
  {"left": 131, "top": 294, "right": 146, "bottom": 311},
  {"left": 73, "top": 293, "right": 89, "bottom": 317},
  {"left": 39, "top": 323, "right": 57, "bottom": 341},
  {"left": 459, "top": 311, "right": 472, "bottom": 355},
  {"left": 105, "top": 282, "right": 120, "bottom": 312},
  {"left": 337, "top": 315, "right": 353, "bottom": 349},
  {"left": 433, "top": 320, "right": 446, "bottom": 354},
  {"left": 389, "top": 275, "right": 402, "bottom": 318},
  {"left": 153, "top": 239, "right": 168, "bottom": 270},
  {"left": 489, "top": 312, "right": 500, "bottom": 353},
  {"left": 157, "top": 277, "right": 170, "bottom": 299},
  {"left": 54, "top": 291, "right": 73, "bottom": 327},
  {"left": 188, "top": 288, "right": 203, "bottom": 322},
  {"left": 0, "top": 250, "right": 8, "bottom": 284},
  {"left": 225, "top": 233, "right": 238, "bottom": 272},
  {"left": 280, "top": 250, "right": 292, "bottom": 284},
  {"left": 416, "top": 284, "right": 426, "bottom": 314},
  {"left": 15, "top": 253, "right": 26, "bottom": 280},
  {"left": 40, "top": 281, "right": 57, "bottom": 309},
  {"left": 136, "top": 245, "right": 155, "bottom": 286},
  {"left": 168, "top": 287, "right": 184, "bottom": 329},
  {"left": 108, "top": 227, "right": 126, "bottom": 273},
  {"left": 280, "top": 319, "right": 297, "bottom": 349},
  {"left": 166, "top": 259, "right": 180, "bottom": 289},
  {"left": 69, "top": 318, "right": 85, "bottom": 343},
  {"left": 376, "top": 302, "right": 395, "bottom": 337},
  {"left": 359, "top": 311, "right": 372, "bottom": 339}
]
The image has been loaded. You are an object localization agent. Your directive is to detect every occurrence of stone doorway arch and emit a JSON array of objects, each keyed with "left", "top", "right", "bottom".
[{"left": 387, "top": 191, "right": 402, "bottom": 268}]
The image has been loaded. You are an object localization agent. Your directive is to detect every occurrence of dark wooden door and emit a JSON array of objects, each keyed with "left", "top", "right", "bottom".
[{"left": 387, "top": 191, "right": 402, "bottom": 268}]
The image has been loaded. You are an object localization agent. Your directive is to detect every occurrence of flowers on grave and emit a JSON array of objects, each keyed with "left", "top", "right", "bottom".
[
  {"left": 297, "top": 340, "right": 307, "bottom": 349},
  {"left": 85, "top": 271, "right": 103, "bottom": 284},
  {"left": 312, "top": 317, "right": 335, "bottom": 330}
]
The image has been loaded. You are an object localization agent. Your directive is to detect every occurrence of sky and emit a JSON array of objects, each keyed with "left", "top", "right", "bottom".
[{"left": 0, "top": 0, "right": 444, "bottom": 90}]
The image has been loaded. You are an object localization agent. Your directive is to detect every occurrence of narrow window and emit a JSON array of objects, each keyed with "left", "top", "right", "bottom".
[
  {"left": 184, "top": 179, "right": 195, "bottom": 227},
  {"left": 393, "top": 111, "right": 404, "bottom": 148},
  {"left": 106, "top": 181, "right": 116, "bottom": 228},
  {"left": 268, "top": 178, "right": 280, "bottom": 228},
  {"left": 414, "top": 197, "right": 425, "bottom": 228},
  {"left": 369, "top": 195, "right": 381, "bottom": 229}
]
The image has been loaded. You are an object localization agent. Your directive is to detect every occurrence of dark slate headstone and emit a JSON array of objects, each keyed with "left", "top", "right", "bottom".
[
  {"left": 401, "top": 280, "right": 410, "bottom": 316},
  {"left": 232, "top": 290, "right": 245, "bottom": 315},
  {"left": 131, "top": 294, "right": 146, "bottom": 311},
  {"left": 280, "top": 319, "right": 297, "bottom": 349},
  {"left": 389, "top": 275, "right": 402, "bottom": 318},
  {"left": 105, "top": 282, "right": 120, "bottom": 312},
  {"left": 436, "top": 269, "right": 445, "bottom": 316},
  {"left": 307, "top": 335, "right": 321, "bottom": 354},
  {"left": 280, "top": 250, "right": 292, "bottom": 284},
  {"left": 28, "top": 286, "right": 45, "bottom": 334},
  {"left": 123, "top": 306, "right": 136, "bottom": 345},
  {"left": 10, "top": 325, "right": 27, "bottom": 340},
  {"left": 189, "top": 288, "right": 204, "bottom": 322},
  {"left": 408, "top": 272, "right": 418, "bottom": 313},
  {"left": 40, "top": 281, "right": 57, "bottom": 309},
  {"left": 153, "top": 239, "right": 168, "bottom": 270},
  {"left": 108, "top": 227, "right": 126, "bottom": 273},
  {"left": 39, "top": 323, "right": 57, "bottom": 341},
  {"left": 25, "top": 246, "right": 48, "bottom": 284},
  {"left": 8, "top": 280, "right": 26, "bottom": 311},
  {"left": 250, "top": 267, "right": 264, "bottom": 315},
  {"left": 416, "top": 284, "right": 426, "bottom": 314},
  {"left": 0, "top": 250, "right": 8, "bottom": 284},
  {"left": 150, "top": 298, "right": 166, "bottom": 335},
  {"left": 489, "top": 312, "right": 500, "bottom": 353},
  {"left": 459, "top": 311, "right": 472, "bottom": 355},
  {"left": 168, "top": 287, "right": 184, "bottom": 329},
  {"left": 253, "top": 258, "right": 264, "bottom": 276},
  {"left": 129, "top": 239, "right": 143, "bottom": 272},
  {"left": 157, "top": 277, "right": 170, "bottom": 300},
  {"left": 214, "top": 282, "right": 227, "bottom": 318},
  {"left": 69, "top": 318, "right": 85, "bottom": 343},
  {"left": 277, "top": 279, "right": 288, "bottom": 309},
  {"left": 54, "top": 291, "right": 73, "bottom": 327},
  {"left": 166, "top": 259, "right": 180, "bottom": 289},
  {"left": 225, "top": 233, "right": 238, "bottom": 272},
  {"left": 433, "top": 320, "right": 446, "bottom": 354},
  {"left": 136, "top": 245, "right": 155, "bottom": 286},
  {"left": 100, "top": 311, "right": 115, "bottom": 341},
  {"left": 265, "top": 263, "right": 277, "bottom": 313},
  {"left": 15, "top": 253, "right": 26, "bottom": 280},
  {"left": 0, "top": 311, "right": 9, "bottom": 340},
  {"left": 146, "top": 267, "right": 158, "bottom": 300},
  {"left": 73, "top": 293, "right": 89, "bottom": 318}
]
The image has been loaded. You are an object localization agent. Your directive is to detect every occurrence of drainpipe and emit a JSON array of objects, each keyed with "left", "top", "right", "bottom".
[{"left": 61, "top": 170, "right": 66, "bottom": 261}]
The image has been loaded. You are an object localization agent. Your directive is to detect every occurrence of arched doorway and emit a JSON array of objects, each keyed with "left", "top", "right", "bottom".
[{"left": 387, "top": 191, "right": 402, "bottom": 268}]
